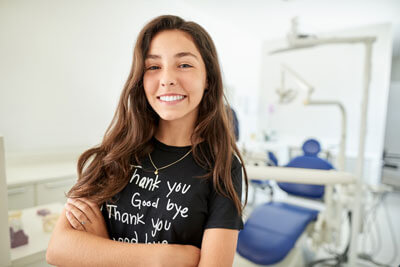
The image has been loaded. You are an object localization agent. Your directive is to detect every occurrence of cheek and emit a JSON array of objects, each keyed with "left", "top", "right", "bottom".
[
  {"left": 180, "top": 73, "right": 206, "bottom": 96},
  {"left": 143, "top": 73, "right": 157, "bottom": 98}
]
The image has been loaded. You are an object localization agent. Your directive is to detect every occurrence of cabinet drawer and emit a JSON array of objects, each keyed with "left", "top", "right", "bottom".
[
  {"left": 36, "top": 177, "right": 76, "bottom": 205},
  {"left": 8, "top": 184, "right": 35, "bottom": 210}
]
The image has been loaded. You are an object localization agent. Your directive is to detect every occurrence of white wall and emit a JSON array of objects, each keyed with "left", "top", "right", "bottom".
[
  {"left": 385, "top": 54, "right": 400, "bottom": 154},
  {"left": 391, "top": 57, "right": 400, "bottom": 82},
  {"left": 384, "top": 82, "right": 400, "bottom": 153},
  {"left": 0, "top": 1, "right": 399, "bottom": 173}
]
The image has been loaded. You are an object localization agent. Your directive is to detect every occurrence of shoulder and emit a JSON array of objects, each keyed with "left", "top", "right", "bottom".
[
  {"left": 229, "top": 155, "right": 243, "bottom": 192},
  {"left": 232, "top": 154, "right": 242, "bottom": 171},
  {"left": 231, "top": 154, "right": 243, "bottom": 181}
]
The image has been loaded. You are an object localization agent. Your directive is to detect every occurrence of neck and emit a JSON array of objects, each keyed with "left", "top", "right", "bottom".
[{"left": 155, "top": 119, "right": 195, "bottom": 147}]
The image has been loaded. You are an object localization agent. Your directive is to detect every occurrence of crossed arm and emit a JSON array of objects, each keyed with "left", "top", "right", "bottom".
[{"left": 46, "top": 198, "right": 238, "bottom": 267}]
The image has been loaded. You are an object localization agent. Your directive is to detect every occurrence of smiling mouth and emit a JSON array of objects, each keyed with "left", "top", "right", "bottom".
[{"left": 157, "top": 95, "right": 187, "bottom": 102}]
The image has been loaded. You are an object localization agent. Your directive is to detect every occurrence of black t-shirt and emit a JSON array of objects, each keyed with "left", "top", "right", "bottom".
[{"left": 101, "top": 138, "right": 243, "bottom": 248}]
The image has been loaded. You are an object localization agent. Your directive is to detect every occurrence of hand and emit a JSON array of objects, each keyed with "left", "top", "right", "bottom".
[{"left": 64, "top": 198, "right": 109, "bottom": 239}]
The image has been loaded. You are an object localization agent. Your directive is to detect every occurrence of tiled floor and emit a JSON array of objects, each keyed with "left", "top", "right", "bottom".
[{"left": 233, "top": 185, "right": 400, "bottom": 267}]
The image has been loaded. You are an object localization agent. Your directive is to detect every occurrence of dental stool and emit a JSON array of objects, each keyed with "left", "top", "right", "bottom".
[{"left": 237, "top": 139, "right": 334, "bottom": 265}]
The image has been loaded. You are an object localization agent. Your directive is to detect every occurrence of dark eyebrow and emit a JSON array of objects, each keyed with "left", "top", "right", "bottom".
[{"left": 145, "top": 52, "right": 199, "bottom": 60}]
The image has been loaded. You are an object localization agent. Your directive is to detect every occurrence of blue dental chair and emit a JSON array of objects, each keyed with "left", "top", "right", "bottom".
[{"left": 237, "top": 139, "right": 335, "bottom": 265}]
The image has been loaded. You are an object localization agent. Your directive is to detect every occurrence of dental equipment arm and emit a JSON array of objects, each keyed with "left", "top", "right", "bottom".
[{"left": 245, "top": 165, "right": 356, "bottom": 185}]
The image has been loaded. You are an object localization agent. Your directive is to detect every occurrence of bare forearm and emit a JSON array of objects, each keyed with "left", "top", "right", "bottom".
[
  {"left": 48, "top": 230, "right": 196, "bottom": 267},
  {"left": 47, "top": 211, "right": 199, "bottom": 267}
]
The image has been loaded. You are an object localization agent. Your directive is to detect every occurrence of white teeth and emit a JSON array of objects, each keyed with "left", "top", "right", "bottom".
[{"left": 159, "top": 95, "right": 184, "bottom": 102}]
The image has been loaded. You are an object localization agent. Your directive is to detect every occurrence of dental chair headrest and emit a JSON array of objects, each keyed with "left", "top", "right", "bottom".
[{"left": 302, "top": 139, "right": 321, "bottom": 157}]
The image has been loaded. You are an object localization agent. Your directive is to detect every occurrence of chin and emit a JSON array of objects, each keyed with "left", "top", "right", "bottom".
[
  {"left": 159, "top": 113, "right": 184, "bottom": 121},
  {"left": 157, "top": 108, "right": 198, "bottom": 123}
]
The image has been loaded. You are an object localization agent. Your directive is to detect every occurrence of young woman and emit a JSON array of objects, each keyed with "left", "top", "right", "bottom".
[{"left": 47, "top": 15, "right": 248, "bottom": 267}]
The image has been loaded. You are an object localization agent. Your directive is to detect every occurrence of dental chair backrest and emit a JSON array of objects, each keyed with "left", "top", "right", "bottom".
[
  {"left": 278, "top": 139, "right": 335, "bottom": 199},
  {"left": 267, "top": 151, "right": 279, "bottom": 166},
  {"left": 227, "top": 106, "right": 239, "bottom": 141}
]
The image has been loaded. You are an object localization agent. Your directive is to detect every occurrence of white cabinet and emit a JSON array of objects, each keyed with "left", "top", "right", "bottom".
[
  {"left": 6, "top": 159, "right": 78, "bottom": 210},
  {"left": 2, "top": 149, "right": 80, "bottom": 265},
  {"left": 7, "top": 176, "right": 77, "bottom": 210},
  {"left": 36, "top": 176, "right": 76, "bottom": 205},
  {"left": 7, "top": 184, "right": 35, "bottom": 210}
]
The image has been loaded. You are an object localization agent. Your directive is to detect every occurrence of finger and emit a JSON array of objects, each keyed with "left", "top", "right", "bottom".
[
  {"left": 65, "top": 210, "right": 86, "bottom": 231},
  {"left": 67, "top": 198, "right": 96, "bottom": 223},
  {"left": 65, "top": 202, "right": 91, "bottom": 225},
  {"left": 77, "top": 197, "right": 102, "bottom": 218}
]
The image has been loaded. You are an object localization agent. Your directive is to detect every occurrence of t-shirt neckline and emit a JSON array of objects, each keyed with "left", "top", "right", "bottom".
[{"left": 153, "top": 137, "right": 192, "bottom": 152}]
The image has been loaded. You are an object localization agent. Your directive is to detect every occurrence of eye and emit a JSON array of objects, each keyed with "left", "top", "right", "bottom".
[
  {"left": 179, "top": 63, "right": 192, "bottom": 68},
  {"left": 146, "top": 66, "right": 160, "bottom": 71}
]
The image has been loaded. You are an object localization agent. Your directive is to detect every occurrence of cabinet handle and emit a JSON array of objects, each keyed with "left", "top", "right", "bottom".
[
  {"left": 44, "top": 179, "right": 74, "bottom": 189},
  {"left": 8, "top": 187, "right": 28, "bottom": 195}
]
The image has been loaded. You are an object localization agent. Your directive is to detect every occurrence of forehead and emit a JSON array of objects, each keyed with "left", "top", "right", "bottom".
[{"left": 147, "top": 30, "right": 201, "bottom": 57}]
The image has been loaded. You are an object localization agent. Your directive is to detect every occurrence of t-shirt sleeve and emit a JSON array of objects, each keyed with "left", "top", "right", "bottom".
[{"left": 204, "top": 156, "right": 244, "bottom": 230}]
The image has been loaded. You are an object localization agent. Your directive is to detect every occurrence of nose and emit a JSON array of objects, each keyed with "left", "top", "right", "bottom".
[
  {"left": 161, "top": 81, "right": 175, "bottom": 86},
  {"left": 160, "top": 68, "right": 176, "bottom": 87}
]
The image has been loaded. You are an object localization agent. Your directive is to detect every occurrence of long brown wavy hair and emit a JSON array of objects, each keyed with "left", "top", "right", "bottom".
[{"left": 67, "top": 15, "right": 248, "bottom": 215}]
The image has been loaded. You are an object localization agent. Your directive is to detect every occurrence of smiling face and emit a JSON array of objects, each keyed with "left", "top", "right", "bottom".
[{"left": 143, "top": 30, "right": 207, "bottom": 126}]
